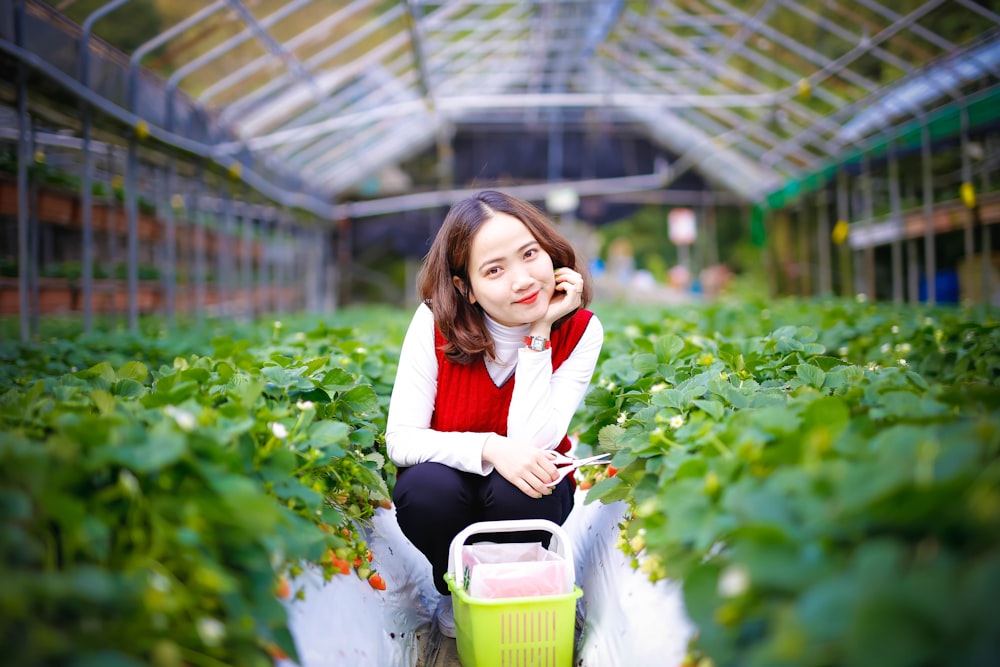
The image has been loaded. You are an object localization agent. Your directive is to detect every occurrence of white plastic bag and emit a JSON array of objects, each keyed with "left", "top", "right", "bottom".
[{"left": 461, "top": 542, "right": 569, "bottom": 599}]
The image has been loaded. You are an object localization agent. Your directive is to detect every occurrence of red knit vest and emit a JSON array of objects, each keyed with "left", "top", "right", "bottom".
[{"left": 430, "top": 309, "right": 594, "bottom": 456}]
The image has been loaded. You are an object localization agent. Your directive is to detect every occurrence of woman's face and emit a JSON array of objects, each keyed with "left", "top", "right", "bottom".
[{"left": 457, "top": 211, "right": 555, "bottom": 327}]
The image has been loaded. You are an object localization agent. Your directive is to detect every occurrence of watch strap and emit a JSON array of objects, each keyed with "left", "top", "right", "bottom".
[{"left": 524, "top": 335, "right": 551, "bottom": 351}]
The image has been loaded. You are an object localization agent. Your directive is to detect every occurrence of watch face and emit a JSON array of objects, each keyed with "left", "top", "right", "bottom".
[{"left": 527, "top": 336, "right": 549, "bottom": 351}]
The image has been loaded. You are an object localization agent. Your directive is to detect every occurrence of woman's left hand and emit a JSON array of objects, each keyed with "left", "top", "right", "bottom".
[{"left": 539, "top": 267, "right": 584, "bottom": 327}]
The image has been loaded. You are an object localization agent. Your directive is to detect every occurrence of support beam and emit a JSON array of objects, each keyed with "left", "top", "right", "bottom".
[
  {"left": 922, "top": 123, "right": 937, "bottom": 305},
  {"left": 888, "top": 146, "right": 904, "bottom": 304}
]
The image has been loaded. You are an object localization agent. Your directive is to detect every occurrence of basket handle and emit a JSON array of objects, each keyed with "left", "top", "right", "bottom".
[{"left": 447, "top": 518, "right": 575, "bottom": 593}]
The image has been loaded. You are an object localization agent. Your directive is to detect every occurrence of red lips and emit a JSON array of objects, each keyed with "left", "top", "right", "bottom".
[{"left": 516, "top": 290, "right": 539, "bottom": 305}]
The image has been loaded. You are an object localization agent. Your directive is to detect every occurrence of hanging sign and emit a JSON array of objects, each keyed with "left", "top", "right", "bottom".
[{"left": 668, "top": 208, "right": 697, "bottom": 246}]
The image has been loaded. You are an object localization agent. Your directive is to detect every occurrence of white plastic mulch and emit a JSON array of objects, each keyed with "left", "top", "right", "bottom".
[{"left": 278, "top": 491, "right": 696, "bottom": 666}]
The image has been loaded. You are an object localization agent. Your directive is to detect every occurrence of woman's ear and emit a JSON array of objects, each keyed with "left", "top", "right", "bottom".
[{"left": 452, "top": 275, "right": 476, "bottom": 304}]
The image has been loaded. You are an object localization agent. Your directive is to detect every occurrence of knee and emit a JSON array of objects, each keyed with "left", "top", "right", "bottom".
[{"left": 393, "top": 462, "right": 469, "bottom": 514}]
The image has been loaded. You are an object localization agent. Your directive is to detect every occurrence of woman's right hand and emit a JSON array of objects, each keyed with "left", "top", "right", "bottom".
[{"left": 482, "top": 434, "right": 560, "bottom": 498}]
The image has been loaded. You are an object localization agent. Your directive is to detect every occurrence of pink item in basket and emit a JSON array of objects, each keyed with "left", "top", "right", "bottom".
[{"left": 461, "top": 542, "right": 569, "bottom": 599}]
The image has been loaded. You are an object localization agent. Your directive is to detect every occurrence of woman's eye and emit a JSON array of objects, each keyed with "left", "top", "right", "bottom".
[
  {"left": 525, "top": 248, "right": 537, "bottom": 259},
  {"left": 486, "top": 267, "right": 501, "bottom": 276}
]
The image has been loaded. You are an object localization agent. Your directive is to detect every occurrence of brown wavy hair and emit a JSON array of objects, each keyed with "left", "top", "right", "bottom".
[{"left": 418, "top": 190, "right": 592, "bottom": 364}]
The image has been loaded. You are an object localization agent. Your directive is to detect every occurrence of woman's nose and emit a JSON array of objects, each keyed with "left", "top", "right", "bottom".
[{"left": 511, "top": 267, "right": 533, "bottom": 290}]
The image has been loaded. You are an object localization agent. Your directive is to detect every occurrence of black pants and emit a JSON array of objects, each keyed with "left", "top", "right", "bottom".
[{"left": 393, "top": 462, "right": 575, "bottom": 595}]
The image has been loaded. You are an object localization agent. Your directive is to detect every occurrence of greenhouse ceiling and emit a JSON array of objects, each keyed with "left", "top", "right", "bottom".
[{"left": 5, "top": 0, "right": 1000, "bottom": 217}]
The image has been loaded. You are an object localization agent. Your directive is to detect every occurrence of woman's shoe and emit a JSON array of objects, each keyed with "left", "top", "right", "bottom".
[{"left": 435, "top": 595, "right": 457, "bottom": 638}]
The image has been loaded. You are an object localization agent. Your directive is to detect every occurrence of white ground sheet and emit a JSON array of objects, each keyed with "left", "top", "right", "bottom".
[{"left": 278, "top": 491, "right": 696, "bottom": 666}]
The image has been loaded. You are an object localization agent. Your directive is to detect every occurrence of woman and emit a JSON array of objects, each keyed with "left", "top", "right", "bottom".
[{"left": 385, "top": 190, "right": 604, "bottom": 638}]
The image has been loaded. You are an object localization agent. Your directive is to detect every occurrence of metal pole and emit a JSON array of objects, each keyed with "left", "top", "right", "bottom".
[
  {"left": 816, "top": 188, "right": 831, "bottom": 296},
  {"left": 798, "top": 196, "right": 811, "bottom": 297},
  {"left": 983, "top": 150, "right": 994, "bottom": 308},
  {"left": 921, "top": 123, "right": 936, "bottom": 305},
  {"left": 194, "top": 164, "right": 206, "bottom": 327},
  {"left": 125, "top": 134, "right": 140, "bottom": 331},
  {"left": 241, "top": 199, "right": 253, "bottom": 321},
  {"left": 78, "top": 2, "right": 131, "bottom": 331},
  {"left": 14, "top": 0, "right": 30, "bottom": 341},
  {"left": 888, "top": 146, "right": 904, "bottom": 304},
  {"left": 959, "top": 107, "right": 976, "bottom": 306},
  {"left": 28, "top": 129, "right": 39, "bottom": 338},
  {"left": 219, "top": 181, "right": 233, "bottom": 317},
  {"left": 79, "top": 110, "right": 95, "bottom": 332},
  {"left": 164, "top": 161, "right": 176, "bottom": 325},
  {"left": 861, "top": 153, "right": 876, "bottom": 300},
  {"left": 836, "top": 170, "right": 850, "bottom": 298}
]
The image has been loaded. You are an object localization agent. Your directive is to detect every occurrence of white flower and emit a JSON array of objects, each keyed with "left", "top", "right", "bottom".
[
  {"left": 880, "top": 343, "right": 890, "bottom": 353},
  {"left": 149, "top": 572, "right": 170, "bottom": 592},
  {"left": 625, "top": 325, "right": 641, "bottom": 338},
  {"left": 898, "top": 358, "right": 908, "bottom": 366},
  {"left": 669, "top": 415, "right": 685, "bottom": 429},
  {"left": 356, "top": 347, "right": 367, "bottom": 355},
  {"left": 296, "top": 400, "right": 315, "bottom": 411},
  {"left": 607, "top": 382, "right": 616, "bottom": 391},
  {"left": 856, "top": 293, "right": 868, "bottom": 303},
  {"left": 891, "top": 325, "right": 899, "bottom": 334},
  {"left": 717, "top": 564, "right": 750, "bottom": 598},
  {"left": 273, "top": 320, "right": 283, "bottom": 329},
  {"left": 118, "top": 469, "right": 140, "bottom": 496},
  {"left": 617, "top": 411, "right": 627, "bottom": 424},
  {"left": 164, "top": 405, "right": 196, "bottom": 431},
  {"left": 270, "top": 422, "right": 289, "bottom": 439},
  {"left": 838, "top": 347, "right": 848, "bottom": 356},
  {"left": 650, "top": 383, "right": 667, "bottom": 393},
  {"left": 196, "top": 617, "right": 226, "bottom": 647},
  {"left": 895, "top": 343, "right": 911, "bottom": 354}
]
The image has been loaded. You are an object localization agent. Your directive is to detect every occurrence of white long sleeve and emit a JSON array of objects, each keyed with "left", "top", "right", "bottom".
[{"left": 385, "top": 303, "right": 603, "bottom": 475}]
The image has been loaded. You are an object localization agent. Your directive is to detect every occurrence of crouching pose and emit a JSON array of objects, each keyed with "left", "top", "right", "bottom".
[{"left": 385, "top": 190, "right": 604, "bottom": 637}]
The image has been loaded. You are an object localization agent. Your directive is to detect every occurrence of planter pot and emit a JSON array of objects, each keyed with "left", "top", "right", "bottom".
[{"left": 37, "top": 189, "right": 77, "bottom": 225}]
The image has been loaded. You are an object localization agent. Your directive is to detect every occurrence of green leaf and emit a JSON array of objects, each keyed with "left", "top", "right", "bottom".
[
  {"left": 308, "top": 420, "right": 350, "bottom": 447},
  {"left": 796, "top": 363, "right": 826, "bottom": 389},
  {"left": 338, "top": 385, "right": 378, "bottom": 414},
  {"left": 113, "top": 378, "right": 146, "bottom": 399},
  {"left": 349, "top": 428, "right": 375, "bottom": 448},
  {"left": 584, "top": 474, "right": 628, "bottom": 504},
  {"left": 652, "top": 388, "right": 687, "bottom": 410},
  {"left": 321, "top": 368, "right": 356, "bottom": 390},
  {"left": 97, "top": 422, "right": 186, "bottom": 473},
  {"left": 598, "top": 424, "right": 627, "bottom": 451},
  {"left": 693, "top": 399, "right": 724, "bottom": 421},
  {"left": 654, "top": 334, "right": 685, "bottom": 362},
  {"left": 303, "top": 355, "right": 331, "bottom": 375},
  {"left": 90, "top": 389, "right": 115, "bottom": 415},
  {"left": 116, "top": 360, "right": 148, "bottom": 382}
]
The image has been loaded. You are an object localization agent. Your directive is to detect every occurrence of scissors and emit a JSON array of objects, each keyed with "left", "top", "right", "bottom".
[{"left": 545, "top": 452, "right": 612, "bottom": 487}]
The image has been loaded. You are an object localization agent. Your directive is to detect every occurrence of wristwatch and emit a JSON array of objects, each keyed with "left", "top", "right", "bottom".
[{"left": 524, "top": 335, "right": 551, "bottom": 351}]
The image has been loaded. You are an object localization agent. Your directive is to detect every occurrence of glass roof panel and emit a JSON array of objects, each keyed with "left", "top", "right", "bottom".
[{"left": 32, "top": 0, "right": 1000, "bottom": 206}]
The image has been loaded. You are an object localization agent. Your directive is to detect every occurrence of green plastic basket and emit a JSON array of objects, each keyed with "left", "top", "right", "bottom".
[{"left": 444, "top": 519, "right": 582, "bottom": 667}]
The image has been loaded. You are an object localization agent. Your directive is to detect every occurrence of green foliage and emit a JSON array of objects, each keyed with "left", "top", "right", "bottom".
[
  {"left": 48, "top": 0, "right": 163, "bottom": 55},
  {"left": 579, "top": 297, "right": 1000, "bottom": 667},
  {"left": 0, "top": 310, "right": 409, "bottom": 666}
]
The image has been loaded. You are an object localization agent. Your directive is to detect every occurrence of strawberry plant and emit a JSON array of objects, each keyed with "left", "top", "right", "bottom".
[
  {"left": 0, "top": 310, "right": 410, "bottom": 666},
  {"left": 578, "top": 298, "right": 1000, "bottom": 667}
]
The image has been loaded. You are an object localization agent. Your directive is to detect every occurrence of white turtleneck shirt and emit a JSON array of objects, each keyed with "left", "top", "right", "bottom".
[{"left": 385, "top": 302, "right": 604, "bottom": 476}]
